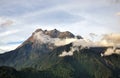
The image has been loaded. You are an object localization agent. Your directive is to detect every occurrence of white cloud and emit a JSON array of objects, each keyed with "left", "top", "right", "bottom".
[
  {"left": 0, "top": 30, "right": 21, "bottom": 37},
  {"left": 54, "top": 38, "right": 78, "bottom": 46},
  {"left": 0, "top": 20, "right": 13, "bottom": 27},
  {"left": 0, "top": 17, "right": 14, "bottom": 27},
  {"left": 97, "top": 33, "right": 120, "bottom": 56},
  {"left": 101, "top": 47, "right": 120, "bottom": 56},
  {"left": 59, "top": 33, "right": 120, "bottom": 57},
  {"left": 59, "top": 48, "right": 74, "bottom": 57},
  {"left": 0, "top": 44, "right": 20, "bottom": 53},
  {"left": 102, "top": 33, "right": 120, "bottom": 45},
  {"left": 0, "top": 49, "right": 6, "bottom": 54}
]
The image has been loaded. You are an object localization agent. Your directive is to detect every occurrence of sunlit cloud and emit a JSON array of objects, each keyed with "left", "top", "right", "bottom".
[
  {"left": 116, "top": 12, "right": 120, "bottom": 16},
  {"left": 0, "top": 17, "right": 14, "bottom": 28},
  {"left": 102, "top": 33, "right": 120, "bottom": 44}
]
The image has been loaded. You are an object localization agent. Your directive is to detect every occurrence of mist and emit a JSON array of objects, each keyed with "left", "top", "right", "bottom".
[{"left": 33, "top": 31, "right": 120, "bottom": 56}]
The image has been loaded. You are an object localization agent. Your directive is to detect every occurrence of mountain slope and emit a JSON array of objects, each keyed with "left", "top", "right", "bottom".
[{"left": 0, "top": 45, "right": 120, "bottom": 78}]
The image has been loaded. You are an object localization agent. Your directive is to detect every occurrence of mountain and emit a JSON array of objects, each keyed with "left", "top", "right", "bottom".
[
  {"left": 0, "top": 28, "right": 120, "bottom": 78},
  {"left": 0, "top": 29, "right": 82, "bottom": 69}
]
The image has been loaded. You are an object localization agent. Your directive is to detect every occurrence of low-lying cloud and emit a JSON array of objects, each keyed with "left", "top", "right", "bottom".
[
  {"left": 59, "top": 33, "right": 120, "bottom": 57},
  {"left": 33, "top": 31, "right": 78, "bottom": 45},
  {"left": 54, "top": 38, "right": 78, "bottom": 46},
  {"left": 3, "top": 30, "right": 120, "bottom": 56},
  {"left": 101, "top": 33, "right": 120, "bottom": 46}
]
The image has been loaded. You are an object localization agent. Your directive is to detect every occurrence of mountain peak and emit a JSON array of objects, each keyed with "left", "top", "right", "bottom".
[
  {"left": 51, "top": 28, "right": 59, "bottom": 32},
  {"left": 32, "top": 28, "right": 82, "bottom": 39},
  {"left": 18, "top": 28, "right": 82, "bottom": 50},
  {"left": 34, "top": 28, "right": 43, "bottom": 33}
]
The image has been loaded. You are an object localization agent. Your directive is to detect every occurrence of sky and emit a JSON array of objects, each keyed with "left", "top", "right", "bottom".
[{"left": 0, "top": 0, "right": 120, "bottom": 53}]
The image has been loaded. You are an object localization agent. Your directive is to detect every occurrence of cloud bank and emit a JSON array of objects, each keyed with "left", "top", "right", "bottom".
[{"left": 59, "top": 33, "right": 120, "bottom": 57}]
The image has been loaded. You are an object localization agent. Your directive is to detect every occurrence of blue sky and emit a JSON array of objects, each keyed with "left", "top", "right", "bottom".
[{"left": 0, "top": 0, "right": 120, "bottom": 52}]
